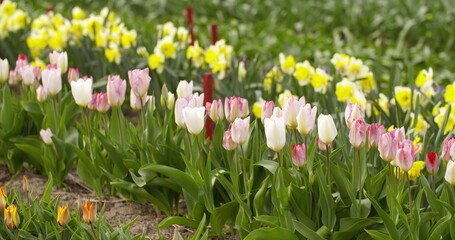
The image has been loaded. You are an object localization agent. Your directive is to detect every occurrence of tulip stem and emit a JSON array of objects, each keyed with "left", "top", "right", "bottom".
[
  {"left": 300, "top": 166, "right": 309, "bottom": 189},
  {"left": 407, "top": 173, "right": 412, "bottom": 220},
  {"left": 431, "top": 174, "right": 436, "bottom": 192},
  {"left": 240, "top": 145, "right": 248, "bottom": 196},
  {"left": 195, "top": 134, "right": 205, "bottom": 175},
  {"left": 325, "top": 144, "right": 331, "bottom": 186},
  {"left": 90, "top": 224, "right": 99, "bottom": 240},
  {"left": 186, "top": 132, "right": 194, "bottom": 167}
]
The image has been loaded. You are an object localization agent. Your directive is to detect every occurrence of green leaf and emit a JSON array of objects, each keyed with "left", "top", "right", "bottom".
[
  {"left": 427, "top": 214, "right": 451, "bottom": 240},
  {"left": 332, "top": 217, "right": 380, "bottom": 240},
  {"left": 293, "top": 220, "right": 325, "bottom": 240},
  {"left": 158, "top": 216, "right": 200, "bottom": 229},
  {"left": 191, "top": 214, "right": 207, "bottom": 240},
  {"left": 255, "top": 160, "right": 278, "bottom": 174},
  {"left": 316, "top": 170, "right": 336, "bottom": 230},
  {"left": 366, "top": 193, "right": 400, "bottom": 240},
  {"left": 244, "top": 227, "right": 299, "bottom": 240},
  {"left": 41, "top": 173, "right": 53, "bottom": 203},
  {"left": 210, "top": 201, "right": 239, "bottom": 236},
  {"left": 365, "top": 230, "right": 393, "bottom": 240}
]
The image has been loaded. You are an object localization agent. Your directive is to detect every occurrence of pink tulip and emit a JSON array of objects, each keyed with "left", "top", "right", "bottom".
[
  {"left": 317, "top": 137, "right": 331, "bottom": 151},
  {"left": 442, "top": 137, "right": 455, "bottom": 162},
  {"left": 36, "top": 85, "right": 48, "bottom": 102},
  {"left": 68, "top": 68, "right": 79, "bottom": 83},
  {"left": 107, "top": 75, "right": 126, "bottom": 108},
  {"left": 345, "top": 103, "right": 364, "bottom": 129},
  {"left": 40, "top": 128, "right": 53, "bottom": 145},
  {"left": 130, "top": 90, "right": 150, "bottom": 111},
  {"left": 282, "top": 96, "right": 305, "bottom": 129},
  {"left": 392, "top": 127, "right": 406, "bottom": 142},
  {"left": 222, "top": 126, "right": 238, "bottom": 151},
  {"left": 261, "top": 101, "right": 275, "bottom": 123},
  {"left": 175, "top": 94, "right": 205, "bottom": 128},
  {"left": 128, "top": 68, "right": 151, "bottom": 97},
  {"left": 368, "top": 123, "right": 385, "bottom": 148},
  {"left": 225, "top": 96, "right": 249, "bottom": 123},
  {"left": 296, "top": 104, "right": 317, "bottom": 136},
  {"left": 231, "top": 117, "right": 250, "bottom": 145},
  {"left": 426, "top": 152, "right": 439, "bottom": 174},
  {"left": 90, "top": 93, "right": 110, "bottom": 112},
  {"left": 292, "top": 144, "right": 307, "bottom": 167},
  {"left": 396, "top": 139, "right": 421, "bottom": 171},
  {"left": 378, "top": 131, "right": 399, "bottom": 162},
  {"left": 349, "top": 118, "right": 366, "bottom": 148},
  {"left": 206, "top": 99, "right": 224, "bottom": 122},
  {"left": 8, "top": 70, "right": 20, "bottom": 85},
  {"left": 15, "top": 55, "right": 28, "bottom": 74}
]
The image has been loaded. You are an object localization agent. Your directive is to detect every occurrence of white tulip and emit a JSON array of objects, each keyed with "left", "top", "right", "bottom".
[
  {"left": 49, "top": 51, "right": 68, "bottom": 73},
  {"left": 0, "top": 58, "right": 9, "bottom": 83},
  {"left": 71, "top": 78, "right": 93, "bottom": 107},
  {"left": 317, "top": 114, "right": 338, "bottom": 145},
  {"left": 297, "top": 104, "right": 317, "bottom": 136},
  {"left": 182, "top": 107, "right": 205, "bottom": 135},
  {"left": 445, "top": 160, "right": 455, "bottom": 185},
  {"left": 42, "top": 67, "right": 62, "bottom": 96},
  {"left": 176, "top": 80, "right": 193, "bottom": 98},
  {"left": 264, "top": 116, "right": 286, "bottom": 152}
]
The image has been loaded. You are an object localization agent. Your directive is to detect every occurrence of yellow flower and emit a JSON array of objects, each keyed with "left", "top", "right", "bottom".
[
  {"left": 71, "top": 22, "right": 84, "bottom": 37},
  {"left": 387, "top": 125, "right": 395, "bottom": 132},
  {"left": 411, "top": 114, "right": 428, "bottom": 136},
  {"left": 57, "top": 205, "right": 70, "bottom": 226},
  {"left": 212, "top": 56, "right": 228, "bottom": 79},
  {"left": 435, "top": 104, "right": 455, "bottom": 134},
  {"left": 413, "top": 136, "right": 423, "bottom": 153},
  {"left": 358, "top": 73, "right": 375, "bottom": 91},
  {"left": 238, "top": 61, "right": 247, "bottom": 81},
  {"left": 82, "top": 202, "right": 96, "bottom": 224},
  {"left": 264, "top": 66, "right": 283, "bottom": 92},
  {"left": 104, "top": 48, "right": 121, "bottom": 64},
  {"left": 395, "top": 86, "right": 412, "bottom": 110},
  {"left": 373, "top": 93, "right": 389, "bottom": 116},
  {"left": 49, "top": 31, "right": 65, "bottom": 50},
  {"left": 335, "top": 78, "right": 356, "bottom": 102},
  {"left": 415, "top": 68, "right": 433, "bottom": 87},
  {"left": 1, "top": 0, "right": 16, "bottom": 17},
  {"left": 330, "top": 53, "right": 349, "bottom": 73},
  {"left": 0, "top": 186, "right": 6, "bottom": 211},
  {"left": 279, "top": 53, "right": 296, "bottom": 74},
  {"left": 4, "top": 204, "right": 20, "bottom": 229},
  {"left": 156, "top": 37, "right": 176, "bottom": 59},
  {"left": 204, "top": 47, "right": 219, "bottom": 65},
  {"left": 253, "top": 99, "right": 264, "bottom": 119},
  {"left": 187, "top": 41, "right": 204, "bottom": 67},
  {"left": 121, "top": 30, "right": 136, "bottom": 48},
  {"left": 294, "top": 61, "right": 314, "bottom": 86},
  {"left": 72, "top": 7, "right": 86, "bottom": 20},
  {"left": 148, "top": 53, "right": 164, "bottom": 74},
  {"left": 444, "top": 84, "right": 455, "bottom": 103},
  {"left": 311, "top": 68, "right": 332, "bottom": 94},
  {"left": 395, "top": 161, "right": 425, "bottom": 181},
  {"left": 278, "top": 90, "right": 294, "bottom": 108}
]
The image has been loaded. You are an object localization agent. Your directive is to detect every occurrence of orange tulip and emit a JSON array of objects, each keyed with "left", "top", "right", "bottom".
[
  {"left": 82, "top": 202, "right": 95, "bottom": 224},
  {"left": 57, "top": 205, "right": 70, "bottom": 226},
  {"left": 22, "top": 176, "right": 29, "bottom": 192},
  {"left": 0, "top": 186, "right": 6, "bottom": 211},
  {"left": 4, "top": 205, "right": 20, "bottom": 229}
]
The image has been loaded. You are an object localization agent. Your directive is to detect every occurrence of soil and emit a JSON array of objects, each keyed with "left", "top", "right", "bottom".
[{"left": 0, "top": 165, "right": 191, "bottom": 239}]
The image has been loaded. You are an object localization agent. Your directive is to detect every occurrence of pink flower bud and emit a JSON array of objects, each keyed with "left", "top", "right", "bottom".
[
  {"left": 40, "top": 128, "right": 53, "bottom": 145},
  {"left": 68, "top": 68, "right": 79, "bottom": 83},
  {"left": 426, "top": 152, "right": 439, "bottom": 174},
  {"left": 292, "top": 144, "right": 307, "bottom": 167},
  {"left": 130, "top": 90, "right": 150, "bottom": 111},
  {"left": 8, "top": 70, "right": 20, "bottom": 85},
  {"left": 368, "top": 123, "right": 385, "bottom": 148},
  {"left": 442, "top": 137, "right": 455, "bottom": 162},
  {"left": 107, "top": 75, "right": 126, "bottom": 108},
  {"left": 317, "top": 137, "right": 330, "bottom": 151},
  {"left": 231, "top": 117, "right": 250, "bottom": 145},
  {"left": 261, "top": 101, "right": 274, "bottom": 123},
  {"left": 206, "top": 99, "right": 224, "bottom": 122},
  {"left": 225, "top": 96, "right": 249, "bottom": 123},
  {"left": 223, "top": 126, "right": 237, "bottom": 151},
  {"left": 36, "top": 85, "right": 48, "bottom": 102},
  {"left": 345, "top": 103, "right": 364, "bottom": 129},
  {"left": 349, "top": 118, "right": 366, "bottom": 148},
  {"left": 378, "top": 131, "right": 398, "bottom": 162},
  {"left": 128, "top": 68, "right": 151, "bottom": 97},
  {"left": 296, "top": 104, "right": 317, "bottom": 136},
  {"left": 396, "top": 139, "right": 421, "bottom": 172},
  {"left": 282, "top": 96, "right": 305, "bottom": 129},
  {"left": 90, "top": 93, "right": 110, "bottom": 112}
]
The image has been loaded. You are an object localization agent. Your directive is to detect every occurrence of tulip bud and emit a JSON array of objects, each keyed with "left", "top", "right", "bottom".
[
  {"left": 368, "top": 123, "right": 385, "bottom": 148},
  {"left": 8, "top": 69, "right": 20, "bottom": 85},
  {"left": 261, "top": 101, "right": 275, "bottom": 123},
  {"left": 107, "top": 75, "right": 126, "bottom": 108},
  {"left": 426, "top": 152, "right": 439, "bottom": 174},
  {"left": 317, "top": 114, "right": 337, "bottom": 145},
  {"left": 4, "top": 205, "right": 20, "bottom": 229},
  {"left": 0, "top": 186, "right": 6, "bottom": 211},
  {"left": 82, "top": 202, "right": 96, "bottom": 224},
  {"left": 57, "top": 205, "right": 70, "bottom": 226},
  {"left": 292, "top": 144, "right": 307, "bottom": 167},
  {"left": 90, "top": 93, "right": 110, "bottom": 112},
  {"left": 225, "top": 96, "right": 249, "bottom": 123},
  {"left": 49, "top": 51, "right": 68, "bottom": 73},
  {"left": 272, "top": 107, "right": 282, "bottom": 118},
  {"left": 36, "top": 85, "right": 48, "bottom": 102},
  {"left": 296, "top": 104, "right": 317, "bottom": 136},
  {"left": 396, "top": 139, "right": 421, "bottom": 172},
  {"left": 223, "top": 126, "right": 238, "bottom": 151},
  {"left": 130, "top": 90, "right": 150, "bottom": 111},
  {"left": 40, "top": 128, "right": 53, "bottom": 145},
  {"left": 345, "top": 103, "right": 365, "bottom": 129},
  {"left": 317, "top": 137, "right": 330, "bottom": 151},
  {"left": 175, "top": 98, "right": 189, "bottom": 128},
  {"left": 442, "top": 137, "right": 455, "bottom": 162},
  {"left": 128, "top": 68, "right": 151, "bottom": 97},
  {"left": 349, "top": 118, "right": 366, "bottom": 148},
  {"left": 182, "top": 107, "right": 205, "bottom": 135},
  {"left": 176, "top": 80, "right": 193, "bottom": 98},
  {"left": 445, "top": 160, "right": 455, "bottom": 185},
  {"left": 20, "top": 65, "right": 38, "bottom": 86},
  {"left": 264, "top": 116, "right": 286, "bottom": 152},
  {"left": 22, "top": 176, "right": 29, "bottom": 193},
  {"left": 206, "top": 99, "right": 224, "bottom": 122},
  {"left": 71, "top": 78, "right": 93, "bottom": 107},
  {"left": 67, "top": 68, "right": 79, "bottom": 83},
  {"left": 282, "top": 96, "right": 305, "bottom": 129},
  {"left": 0, "top": 58, "right": 8, "bottom": 83},
  {"left": 231, "top": 117, "right": 250, "bottom": 145},
  {"left": 166, "top": 92, "right": 175, "bottom": 110},
  {"left": 42, "top": 66, "right": 62, "bottom": 96},
  {"left": 15, "top": 55, "right": 28, "bottom": 75}
]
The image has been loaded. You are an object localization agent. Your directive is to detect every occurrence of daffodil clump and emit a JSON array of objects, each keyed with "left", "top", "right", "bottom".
[
  {"left": 25, "top": 6, "right": 137, "bottom": 63},
  {"left": 203, "top": 39, "right": 234, "bottom": 79},
  {"left": 0, "top": 0, "right": 29, "bottom": 38}
]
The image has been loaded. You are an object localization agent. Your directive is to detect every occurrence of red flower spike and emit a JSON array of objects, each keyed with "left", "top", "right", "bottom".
[
  {"left": 18, "top": 54, "right": 27, "bottom": 61},
  {"left": 203, "top": 73, "right": 213, "bottom": 140},
  {"left": 210, "top": 23, "right": 217, "bottom": 45},
  {"left": 186, "top": 7, "right": 195, "bottom": 46}
]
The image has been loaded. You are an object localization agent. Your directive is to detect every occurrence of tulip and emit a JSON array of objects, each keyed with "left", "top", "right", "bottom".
[
  {"left": 175, "top": 98, "right": 190, "bottom": 128},
  {"left": 107, "top": 75, "right": 126, "bottom": 108},
  {"left": 345, "top": 103, "right": 365, "bottom": 129},
  {"left": 8, "top": 69, "right": 20, "bottom": 85},
  {"left": 183, "top": 107, "right": 205, "bottom": 135},
  {"left": 292, "top": 144, "right": 307, "bottom": 167},
  {"left": 40, "top": 128, "right": 53, "bottom": 145},
  {"left": 396, "top": 139, "right": 421, "bottom": 172},
  {"left": 67, "top": 68, "right": 79, "bottom": 83},
  {"left": 71, "top": 78, "right": 93, "bottom": 107},
  {"left": 426, "top": 152, "right": 439, "bottom": 174},
  {"left": 36, "top": 85, "right": 48, "bottom": 102},
  {"left": 317, "top": 137, "right": 331, "bottom": 151},
  {"left": 22, "top": 176, "right": 29, "bottom": 192},
  {"left": 378, "top": 131, "right": 399, "bottom": 162},
  {"left": 442, "top": 137, "right": 455, "bottom": 162},
  {"left": 57, "top": 205, "right": 70, "bottom": 226},
  {"left": 4, "top": 205, "right": 20, "bottom": 229},
  {"left": 264, "top": 116, "right": 286, "bottom": 152},
  {"left": 393, "top": 127, "right": 406, "bottom": 142},
  {"left": 15, "top": 55, "right": 28, "bottom": 75},
  {"left": 0, "top": 58, "right": 8, "bottom": 83},
  {"left": 296, "top": 104, "right": 317, "bottom": 136},
  {"left": 0, "top": 186, "right": 6, "bottom": 211},
  {"left": 272, "top": 107, "right": 282, "bottom": 118},
  {"left": 317, "top": 114, "right": 337, "bottom": 145},
  {"left": 368, "top": 123, "right": 385, "bottom": 148},
  {"left": 176, "top": 80, "right": 193, "bottom": 98},
  {"left": 231, "top": 117, "right": 250, "bottom": 145},
  {"left": 82, "top": 202, "right": 96, "bottom": 224},
  {"left": 451, "top": 144, "right": 455, "bottom": 161},
  {"left": 130, "top": 90, "right": 150, "bottom": 111},
  {"left": 49, "top": 51, "right": 68, "bottom": 73},
  {"left": 349, "top": 118, "right": 366, "bottom": 148},
  {"left": 282, "top": 96, "right": 305, "bottom": 129},
  {"left": 128, "top": 68, "right": 151, "bottom": 97},
  {"left": 222, "top": 126, "right": 238, "bottom": 151},
  {"left": 225, "top": 96, "right": 249, "bottom": 122},
  {"left": 20, "top": 65, "right": 37, "bottom": 86},
  {"left": 206, "top": 99, "right": 224, "bottom": 122},
  {"left": 90, "top": 93, "right": 110, "bottom": 112},
  {"left": 42, "top": 66, "right": 62, "bottom": 96},
  {"left": 261, "top": 101, "right": 275, "bottom": 123},
  {"left": 445, "top": 160, "right": 455, "bottom": 185}
]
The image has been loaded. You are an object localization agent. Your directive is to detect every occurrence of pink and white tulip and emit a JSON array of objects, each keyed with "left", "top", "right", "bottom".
[
  {"left": 128, "top": 68, "right": 151, "bottom": 97},
  {"left": 317, "top": 114, "right": 337, "bottom": 145},
  {"left": 378, "top": 131, "right": 399, "bottom": 162},
  {"left": 20, "top": 65, "right": 40, "bottom": 86},
  {"left": 8, "top": 70, "right": 20, "bottom": 85},
  {"left": 264, "top": 116, "right": 286, "bottom": 152},
  {"left": 225, "top": 96, "right": 249, "bottom": 123},
  {"left": 231, "top": 117, "right": 250, "bottom": 145},
  {"left": 40, "top": 128, "right": 53, "bottom": 145},
  {"left": 282, "top": 96, "right": 305, "bottom": 129},
  {"left": 107, "top": 75, "right": 126, "bottom": 108},
  {"left": 67, "top": 68, "right": 79, "bottom": 83},
  {"left": 223, "top": 126, "right": 238, "bottom": 151},
  {"left": 49, "top": 51, "right": 68, "bottom": 73},
  {"left": 90, "top": 93, "right": 110, "bottom": 112},
  {"left": 292, "top": 144, "right": 307, "bottom": 167},
  {"left": 130, "top": 90, "right": 150, "bottom": 111},
  {"left": 345, "top": 103, "right": 364, "bottom": 129},
  {"left": 396, "top": 139, "right": 421, "bottom": 172},
  {"left": 317, "top": 137, "right": 331, "bottom": 151},
  {"left": 442, "top": 137, "right": 455, "bottom": 162},
  {"left": 183, "top": 107, "right": 206, "bottom": 135},
  {"left": 296, "top": 104, "right": 317, "bottom": 136},
  {"left": 368, "top": 123, "right": 385, "bottom": 148},
  {"left": 261, "top": 101, "right": 275, "bottom": 123},
  {"left": 36, "top": 85, "right": 47, "bottom": 102},
  {"left": 349, "top": 118, "right": 366, "bottom": 148},
  {"left": 176, "top": 80, "right": 193, "bottom": 98},
  {"left": 206, "top": 99, "right": 224, "bottom": 122}
]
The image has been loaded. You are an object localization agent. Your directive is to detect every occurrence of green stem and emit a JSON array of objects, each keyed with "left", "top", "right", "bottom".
[
  {"left": 186, "top": 132, "right": 194, "bottom": 167},
  {"left": 240, "top": 145, "right": 248, "bottom": 196},
  {"left": 90, "top": 224, "right": 99, "bottom": 240},
  {"left": 300, "top": 166, "right": 309, "bottom": 189},
  {"left": 407, "top": 173, "right": 412, "bottom": 221},
  {"left": 195, "top": 134, "right": 205, "bottom": 175},
  {"left": 325, "top": 144, "right": 331, "bottom": 186}
]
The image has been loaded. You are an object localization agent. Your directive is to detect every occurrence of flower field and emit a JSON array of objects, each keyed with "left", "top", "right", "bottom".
[{"left": 1, "top": 0, "right": 455, "bottom": 239}]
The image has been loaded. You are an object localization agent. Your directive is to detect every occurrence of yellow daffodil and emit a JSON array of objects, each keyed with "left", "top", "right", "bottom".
[
  {"left": 187, "top": 41, "right": 203, "bottom": 67},
  {"left": 121, "top": 29, "right": 137, "bottom": 48},
  {"left": 415, "top": 68, "right": 433, "bottom": 87},
  {"left": 1, "top": 0, "right": 16, "bottom": 17},
  {"left": 395, "top": 86, "right": 412, "bottom": 111},
  {"left": 148, "top": 53, "right": 164, "bottom": 73},
  {"left": 434, "top": 104, "right": 455, "bottom": 134},
  {"left": 105, "top": 47, "right": 121, "bottom": 64},
  {"left": 396, "top": 161, "right": 425, "bottom": 181},
  {"left": 410, "top": 113, "right": 429, "bottom": 136},
  {"left": 253, "top": 99, "right": 265, "bottom": 119},
  {"left": 444, "top": 84, "right": 455, "bottom": 103},
  {"left": 279, "top": 53, "right": 296, "bottom": 75},
  {"left": 294, "top": 61, "right": 314, "bottom": 86},
  {"left": 278, "top": 90, "right": 295, "bottom": 108},
  {"left": 311, "top": 68, "right": 332, "bottom": 94},
  {"left": 358, "top": 72, "right": 375, "bottom": 91},
  {"left": 373, "top": 93, "right": 390, "bottom": 116},
  {"left": 335, "top": 78, "right": 357, "bottom": 102},
  {"left": 330, "top": 53, "right": 349, "bottom": 74}
]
